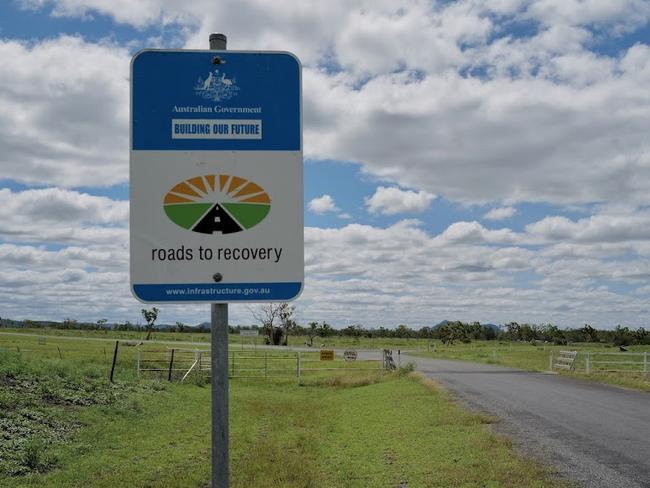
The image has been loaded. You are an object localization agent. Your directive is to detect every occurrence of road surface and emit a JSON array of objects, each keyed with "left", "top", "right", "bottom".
[{"left": 410, "top": 356, "right": 650, "bottom": 488}]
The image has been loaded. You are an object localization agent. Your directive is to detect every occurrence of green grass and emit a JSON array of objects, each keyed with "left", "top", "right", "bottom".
[
  {"left": 3, "top": 327, "right": 648, "bottom": 391},
  {"left": 0, "top": 334, "right": 570, "bottom": 487},
  {"left": 0, "top": 327, "right": 215, "bottom": 344},
  {"left": 415, "top": 341, "right": 650, "bottom": 392},
  {"left": 0, "top": 327, "right": 434, "bottom": 349}
]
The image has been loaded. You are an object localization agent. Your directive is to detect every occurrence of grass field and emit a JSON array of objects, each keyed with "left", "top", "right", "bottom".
[
  {"left": 0, "top": 331, "right": 570, "bottom": 487},
  {"left": 415, "top": 340, "right": 650, "bottom": 392},
  {"left": 2, "top": 328, "right": 648, "bottom": 391},
  {"left": 0, "top": 327, "right": 435, "bottom": 349}
]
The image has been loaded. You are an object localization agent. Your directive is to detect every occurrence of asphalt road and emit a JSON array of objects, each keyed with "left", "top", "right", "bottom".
[{"left": 409, "top": 356, "right": 650, "bottom": 488}]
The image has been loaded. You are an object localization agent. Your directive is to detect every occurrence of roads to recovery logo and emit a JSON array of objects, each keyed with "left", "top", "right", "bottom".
[{"left": 163, "top": 174, "right": 271, "bottom": 234}]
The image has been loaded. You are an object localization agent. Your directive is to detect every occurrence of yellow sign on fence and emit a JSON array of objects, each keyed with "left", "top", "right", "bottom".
[{"left": 320, "top": 350, "right": 335, "bottom": 361}]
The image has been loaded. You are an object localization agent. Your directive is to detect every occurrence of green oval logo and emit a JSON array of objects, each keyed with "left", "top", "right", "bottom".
[{"left": 163, "top": 174, "right": 271, "bottom": 234}]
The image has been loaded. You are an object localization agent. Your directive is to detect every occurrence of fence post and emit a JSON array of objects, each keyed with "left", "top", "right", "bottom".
[
  {"left": 297, "top": 352, "right": 301, "bottom": 385},
  {"left": 644, "top": 352, "right": 647, "bottom": 380},
  {"left": 265, "top": 352, "right": 268, "bottom": 379},
  {"left": 585, "top": 352, "right": 590, "bottom": 375},
  {"left": 168, "top": 348, "right": 175, "bottom": 382},
  {"left": 549, "top": 351, "right": 553, "bottom": 372},
  {"left": 57, "top": 346, "right": 63, "bottom": 360},
  {"left": 136, "top": 349, "right": 141, "bottom": 377},
  {"left": 195, "top": 350, "right": 200, "bottom": 381},
  {"left": 109, "top": 340, "right": 119, "bottom": 383}
]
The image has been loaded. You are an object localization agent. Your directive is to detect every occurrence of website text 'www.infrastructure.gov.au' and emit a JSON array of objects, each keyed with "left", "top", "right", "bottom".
[{"left": 165, "top": 286, "right": 272, "bottom": 297}]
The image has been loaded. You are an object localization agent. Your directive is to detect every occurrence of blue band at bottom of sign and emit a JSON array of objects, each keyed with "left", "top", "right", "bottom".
[{"left": 133, "top": 282, "right": 303, "bottom": 302}]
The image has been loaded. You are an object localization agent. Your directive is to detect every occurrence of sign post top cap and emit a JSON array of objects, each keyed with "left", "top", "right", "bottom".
[{"left": 209, "top": 33, "right": 227, "bottom": 43}]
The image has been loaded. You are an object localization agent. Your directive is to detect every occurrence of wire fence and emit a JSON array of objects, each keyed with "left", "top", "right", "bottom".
[
  {"left": 0, "top": 335, "right": 390, "bottom": 385},
  {"left": 137, "top": 347, "right": 386, "bottom": 383}
]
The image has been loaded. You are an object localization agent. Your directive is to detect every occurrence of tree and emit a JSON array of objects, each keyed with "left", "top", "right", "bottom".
[
  {"left": 394, "top": 324, "right": 414, "bottom": 338},
  {"left": 540, "top": 324, "right": 567, "bottom": 345},
  {"left": 519, "top": 323, "right": 539, "bottom": 342},
  {"left": 634, "top": 327, "right": 650, "bottom": 345},
  {"left": 505, "top": 322, "right": 521, "bottom": 341},
  {"left": 62, "top": 318, "right": 77, "bottom": 329},
  {"left": 439, "top": 321, "right": 470, "bottom": 345},
  {"left": 278, "top": 303, "right": 296, "bottom": 346},
  {"left": 175, "top": 321, "right": 186, "bottom": 333},
  {"left": 611, "top": 325, "right": 633, "bottom": 347},
  {"left": 306, "top": 321, "right": 318, "bottom": 347},
  {"left": 141, "top": 307, "right": 159, "bottom": 341},
  {"left": 580, "top": 324, "right": 598, "bottom": 343},
  {"left": 251, "top": 303, "right": 295, "bottom": 346},
  {"left": 317, "top": 321, "right": 333, "bottom": 338}
]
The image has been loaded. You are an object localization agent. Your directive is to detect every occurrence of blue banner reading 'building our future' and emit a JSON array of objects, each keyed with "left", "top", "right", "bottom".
[{"left": 131, "top": 50, "right": 301, "bottom": 151}]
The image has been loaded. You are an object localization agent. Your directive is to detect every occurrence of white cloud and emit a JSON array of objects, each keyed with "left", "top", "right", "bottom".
[
  {"left": 6, "top": 2, "right": 650, "bottom": 207},
  {"left": 18, "top": 0, "right": 196, "bottom": 28},
  {"left": 3, "top": 1, "right": 650, "bottom": 328},
  {"left": 0, "top": 188, "right": 128, "bottom": 245},
  {"left": 484, "top": 206, "right": 517, "bottom": 220},
  {"left": 297, "top": 217, "right": 650, "bottom": 327},
  {"left": 526, "top": 210, "right": 650, "bottom": 243},
  {"left": 366, "top": 186, "right": 435, "bottom": 215},
  {"left": 306, "top": 52, "right": 650, "bottom": 205},
  {"left": 526, "top": 0, "right": 650, "bottom": 33},
  {"left": 0, "top": 193, "right": 647, "bottom": 326},
  {"left": 437, "top": 221, "right": 520, "bottom": 244},
  {"left": 0, "top": 36, "right": 130, "bottom": 187},
  {"left": 308, "top": 194, "right": 339, "bottom": 214}
]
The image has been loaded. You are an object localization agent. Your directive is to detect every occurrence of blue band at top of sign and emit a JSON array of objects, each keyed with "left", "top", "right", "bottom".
[{"left": 131, "top": 50, "right": 301, "bottom": 151}]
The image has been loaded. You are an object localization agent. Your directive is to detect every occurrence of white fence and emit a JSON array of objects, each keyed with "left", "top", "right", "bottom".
[
  {"left": 550, "top": 350, "right": 648, "bottom": 379},
  {"left": 552, "top": 350, "right": 577, "bottom": 371},
  {"left": 584, "top": 351, "right": 648, "bottom": 378}
]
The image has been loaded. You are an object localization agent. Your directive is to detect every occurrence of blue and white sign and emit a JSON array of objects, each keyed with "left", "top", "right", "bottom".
[{"left": 130, "top": 50, "right": 303, "bottom": 303}]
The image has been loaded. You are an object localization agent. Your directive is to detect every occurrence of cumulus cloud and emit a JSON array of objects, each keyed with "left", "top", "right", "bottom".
[
  {"left": 8, "top": 2, "right": 650, "bottom": 206},
  {"left": 306, "top": 51, "right": 650, "bottom": 205},
  {"left": 526, "top": 210, "right": 650, "bottom": 243},
  {"left": 0, "top": 36, "right": 130, "bottom": 187},
  {"left": 0, "top": 188, "right": 128, "bottom": 245},
  {"left": 298, "top": 216, "right": 650, "bottom": 327},
  {"left": 365, "top": 186, "right": 435, "bottom": 215},
  {"left": 484, "top": 206, "right": 517, "bottom": 220},
  {"left": 308, "top": 194, "right": 339, "bottom": 214},
  {"left": 437, "top": 221, "right": 520, "bottom": 244},
  {"left": 527, "top": 0, "right": 650, "bottom": 32},
  {"left": 3, "top": 1, "right": 650, "bottom": 327},
  {"left": 0, "top": 194, "right": 647, "bottom": 326}
]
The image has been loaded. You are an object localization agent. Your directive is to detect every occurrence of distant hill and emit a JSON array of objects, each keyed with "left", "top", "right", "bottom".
[{"left": 433, "top": 320, "right": 501, "bottom": 331}]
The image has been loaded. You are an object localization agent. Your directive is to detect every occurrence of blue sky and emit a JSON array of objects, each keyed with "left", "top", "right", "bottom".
[{"left": 1, "top": 0, "right": 650, "bottom": 329}]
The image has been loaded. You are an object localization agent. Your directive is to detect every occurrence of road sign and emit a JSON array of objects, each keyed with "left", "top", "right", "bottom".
[
  {"left": 130, "top": 50, "right": 303, "bottom": 303},
  {"left": 343, "top": 350, "right": 357, "bottom": 361},
  {"left": 320, "top": 350, "right": 335, "bottom": 361},
  {"left": 239, "top": 329, "right": 258, "bottom": 337}
]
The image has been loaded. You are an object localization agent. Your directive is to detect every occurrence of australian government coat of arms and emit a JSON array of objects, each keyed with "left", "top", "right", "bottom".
[{"left": 194, "top": 69, "right": 240, "bottom": 102}]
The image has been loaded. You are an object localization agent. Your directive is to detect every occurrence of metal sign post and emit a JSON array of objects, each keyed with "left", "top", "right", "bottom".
[
  {"left": 210, "top": 31, "right": 229, "bottom": 488},
  {"left": 129, "top": 30, "right": 303, "bottom": 488}
]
